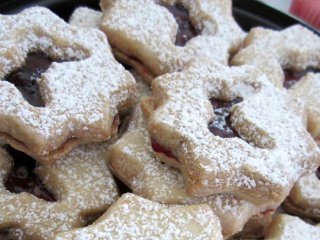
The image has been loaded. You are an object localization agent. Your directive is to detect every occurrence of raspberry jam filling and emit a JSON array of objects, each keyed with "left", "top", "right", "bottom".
[
  {"left": 161, "top": 4, "right": 200, "bottom": 46},
  {"left": 151, "top": 138, "right": 177, "bottom": 160},
  {"left": 5, "top": 52, "right": 61, "bottom": 107},
  {"left": 283, "top": 69, "right": 319, "bottom": 89},
  {"left": 208, "top": 98, "right": 242, "bottom": 138},
  {"left": 4, "top": 146, "right": 56, "bottom": 202}
]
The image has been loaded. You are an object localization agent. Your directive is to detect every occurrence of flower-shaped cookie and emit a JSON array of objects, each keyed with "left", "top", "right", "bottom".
[
  {"left": 100, "top": 0, "right": 244, "bottom": 83},
  {"left": 146, "top": 58, "right": 320, "bottom": 204},
  {"left": 231, "top": 25, "right": 320, "bottom": 88},
  {"left": 55, "top": 193, "right": 223, "bottom": 240},
  {"left": 0, "top": 7, "right": 136, "bottom": 163},
  {"left": 283, "top": 170, "right": 320, "bottom": 221},
  {"left": 265, "top": 214, "right": 320, "bottom": 240},
  {"left": 0, "top": 142, "right": 118, "bottom": 240},
  {"left": 108, "top": 99, "right": 275, "bottom": 238}
]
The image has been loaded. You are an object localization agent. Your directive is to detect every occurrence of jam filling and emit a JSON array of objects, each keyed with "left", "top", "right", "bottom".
[
  {"left": 283, "top": 69, "right": 319, "bottom": 89},
  {"left": 316, "top": 166, "right": 320, "bottom": 180},
  {"left": 208, "top": 98, "right": 242, "bottom": 138},
  {"left": 4, "top": 52, "right": 62, "bottom": 107},
  {"left": 161, "top": 4, "right": 200, "bottom": 46},
  {"left": 151, "top": 138, "right": 177, "bottom": 160},
  {"left": 4, "top": 146, "right": 56, "bottom": 202}
]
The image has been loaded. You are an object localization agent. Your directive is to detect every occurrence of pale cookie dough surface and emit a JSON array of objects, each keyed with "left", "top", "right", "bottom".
[
  {"left": 289, "top": 73, "right": 320, "bottom": 139},
  {"left": 0, "top": 7, "right": 136, "bottom": 163},
  {"left": 55, "top": 193, "right": 223, "bottom": 240},
  {"left": 265, "top": 214, "right": 320, "bottom": 240},
  {"left": 0, "top": 142, "right": 119, "bottom": 240},
  {"left": 100, "top": 0, "right": 244, "bottom": 83},
  {"left": 147, "top": 58, "right": 320, "bottom": 204},
  {"left": 231, "top": 25, "right": 320, "bottom": 88},
  {"left": 69, "top": 7, "right": 102, "bottom": 28}
]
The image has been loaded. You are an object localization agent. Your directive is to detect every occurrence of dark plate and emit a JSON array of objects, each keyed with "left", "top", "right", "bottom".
[{"left": 0, "top": 0, "right": 317, "bottom": 33}]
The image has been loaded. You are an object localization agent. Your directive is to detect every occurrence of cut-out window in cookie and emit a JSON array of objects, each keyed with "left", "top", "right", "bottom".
[
  {"left": 147, "top": 59, "right": 320, "bottom": 205},
  {"left": 100, "top": 0, "right": 244, "bottom": 83},
  {"left": 0, "top": 141, "right": 118, "bottom": 240},
  {"left": 208, "top": 98, "right": 242, "bottom": 138},
  {"left": 0, "top": 7, "right": 135, "bottom": 163},
  {"left": 4, "top": 145, "right": 56, "bottom": 202},
  {"left": 160, "top": 3, "right": 200, "bottom": 46}
]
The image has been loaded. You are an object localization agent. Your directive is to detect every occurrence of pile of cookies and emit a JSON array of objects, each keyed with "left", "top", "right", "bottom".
[{"left": 0, "top": 0, "right": 319, "bottom": 239}]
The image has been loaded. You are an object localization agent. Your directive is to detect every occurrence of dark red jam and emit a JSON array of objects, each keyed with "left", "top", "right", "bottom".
[
  {"left": 4, "top": 52, "right": 58, "bottom": 107},
  {"left": 316, "top": 166, "right": 320, "bottom": 180},
  {"left": 283, "top": 69, "right": 319, "bottom": 89},
  {"left": 4, "top": 146, "right": 56, "bottom": 202},
  {"left": 161, "top": 4, "right": 200, "bottom": 46},
  {"left": 208, "top": 98, "right": 242, "bottom": 138},
  {"left": 151, "top": 138, "right": 177, "bottom": 160}
]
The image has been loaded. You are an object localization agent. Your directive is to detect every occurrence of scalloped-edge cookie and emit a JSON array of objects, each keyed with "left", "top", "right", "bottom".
[
  {"left": 0, "top": 7, "right": 136, "bottom": 164},
  {"left": 265, "top": 214, "right": 320, "bottom": 240},
  {"left": 54, "top": 193, "right": 223, "bottom": 240},
  {"left": 231, "top": 25, "right": 320, "bottom": 88},
  {"left": 99, "top": 0, "right": 244, "bottom": 83},
  {"left": 145, "top": 58, "right": 320, "bottom": 204},
  {"left": 288, "top": 73, "right": 320, "bottom": 139},
  {"left": 0, "top": 142, "right": 119, "bottom": 240},
  {"left": 107, "top": 91, "right": 278, "bottom": 238},
  {"left": 283, "top": 171, "right": 320, "bottom": 221}
]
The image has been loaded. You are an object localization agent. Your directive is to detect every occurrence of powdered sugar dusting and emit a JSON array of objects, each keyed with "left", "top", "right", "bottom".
[
  {"left": 0, "top": 7, "right": 135, "bottom": 156},
  {"left": 148, "top": 59, "right": 320, "bottom": 204},
  {"left": 266, "top": 214, "right": 320, "bottom": 240},
  {"left": 69, "top": 7, "right": 102, "bottom": 29},
  {"left": 100, "top": 0, "right": 244, "bottom": 76},
  {"left": 54, "top": 193, "right": 223, "bottom": 240},
  {"left": 0, "top": 141, "right": 119, "bottom": 240},
  {"left": 232, "top": 25, "right": 320, "bottom": 88}
]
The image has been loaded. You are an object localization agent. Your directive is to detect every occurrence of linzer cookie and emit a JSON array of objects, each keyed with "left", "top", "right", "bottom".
[
  {"left": 265, "top": 214, "right": 320, "bottom": 240},
  {"left": 99, "top": 0, "right": 244, "bottom": 83},
  {"left": 55, "top": 193, "right": 223, "bottom": 240},
  {"left": 231, "top": 25, "right": 320, "bottom": 88},
  {"left": 283, "top": 169, "right": 320, "bottom": 221},
  {"left": 145, "top": 58, "right": 320, "bottom": 204},
  {"left": 0, "top": 142, "right": 119, "bottom": 240},
  {"left": 0, "top": 7, "right": 136, "bottom": 163},
  {"left": 108, "top": 94, "right": 275, "bottom": 238}
]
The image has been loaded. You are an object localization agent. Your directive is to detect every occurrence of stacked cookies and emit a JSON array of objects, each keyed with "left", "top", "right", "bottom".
[{"left": 0, "top": 1, "right": 320, "bottom": 239}]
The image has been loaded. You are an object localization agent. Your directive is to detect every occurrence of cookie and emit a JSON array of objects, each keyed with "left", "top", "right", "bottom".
[
  {"left": 283, "top": 170, "right": 320, "bottom": 221},
  {"left": 288, "top": 73, "right": 320, "bottom": 139},
  {"left": 0, "top": 142, "right": 119, "bottom": 240},
  {"left": 144, "top": 58, "right": 320, "bottom": 204},
  {"left": 265, "top": 214, "right": 320, "bottom": 240},
  {"left": 0, "top": 7, "right": 136, "bottom": 163},
  {"left": 55, "top": 193, "right": 223, "bottom": 240},
  {"left": 231, "top": 25, "right": 320, "bottom": 88},
  {"left": 99, "top": 0, "right": 244, "bottom": 83}
]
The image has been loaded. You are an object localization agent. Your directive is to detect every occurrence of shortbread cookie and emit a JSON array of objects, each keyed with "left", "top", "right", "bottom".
[
  {"left": 100, "top": 0, "right": 244, "bottom": 83},
  {"left": 69, "top": 7, "right": 102, "bottom": 29},
  {"left": 55, "top": 193, "right": 223, "bottom": 240},
  {"left": 288, "top": 73, "right": 320, "bottom": 139},
  {"left": 0, "top": 7, "right": 136, "bottom": 163},
  {"left": 231, "top": 25, "right": 320, "bottom": 88},
  {"left": 283, "top": 170, "right": 320, "bottom": 221},
  {"left": 0, "top": 142, "right": 119, "bottom": 240},
  {"left": 145, "top": 58, "right": 320, "bottom": 204},
  {"left": 265, "top": 214, "right": 320, "bottom": 240}
]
